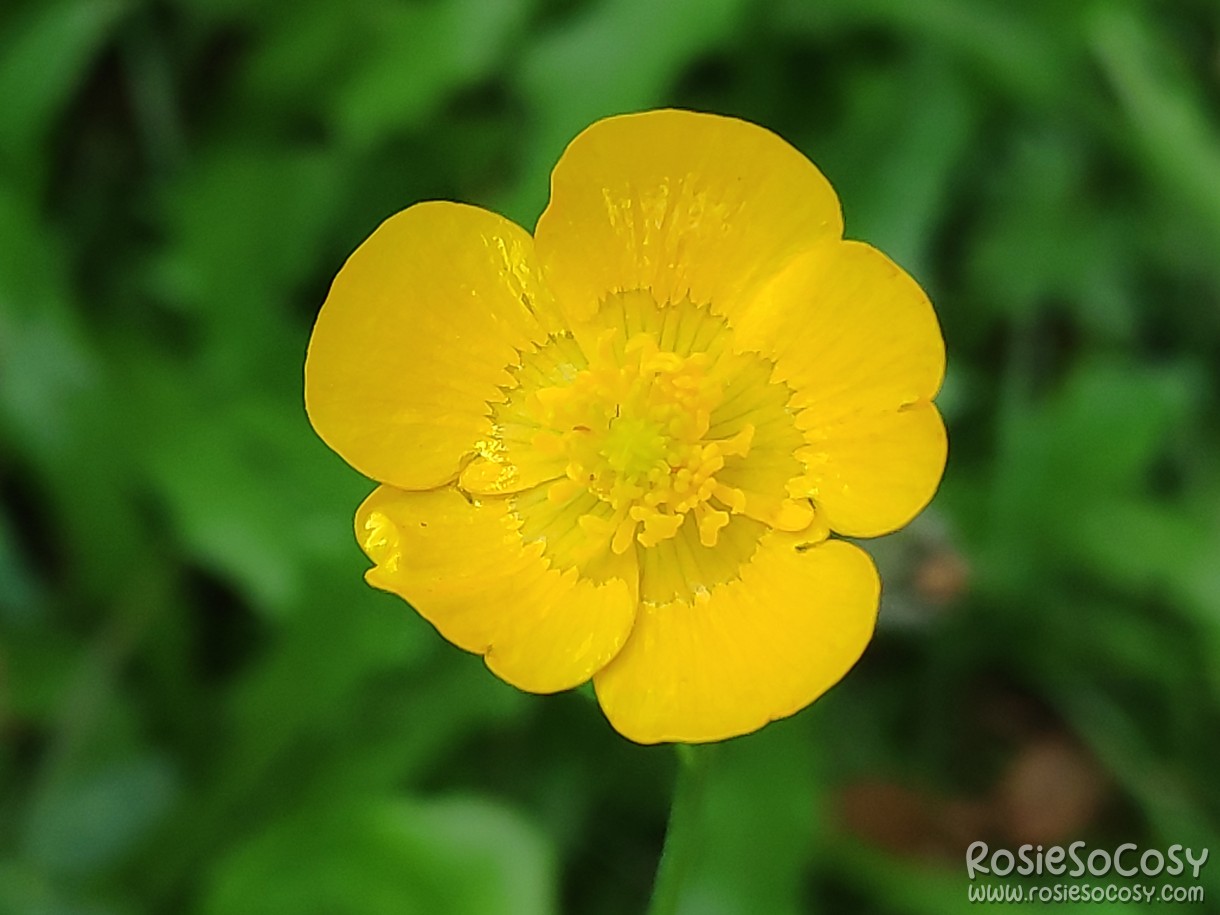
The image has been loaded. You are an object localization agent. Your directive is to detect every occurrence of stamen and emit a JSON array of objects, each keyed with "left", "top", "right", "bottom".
[
  {"left": 694, "top": 503, "right": 730, "bottom": 547},
  {"left": 488, "top": 294, "right": 813, "bottom": 600},
  {"left": 611, "top": 515, "right": 640, "bottom": 555}
]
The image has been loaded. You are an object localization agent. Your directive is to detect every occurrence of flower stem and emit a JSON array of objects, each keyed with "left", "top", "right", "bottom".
[{"left": 647, "top": 743, "right": 713, "bottom": 915}]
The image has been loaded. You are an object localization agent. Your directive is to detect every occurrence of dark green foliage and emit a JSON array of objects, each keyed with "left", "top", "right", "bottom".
[{"left": 1, "top": 0, "right": 1218, "bottom": 912}]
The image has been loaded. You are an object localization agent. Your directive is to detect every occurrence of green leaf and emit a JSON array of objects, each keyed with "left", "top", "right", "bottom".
[
  {"left": 678, "top": 720, "right": 819, "bottom": 915},
  {"left": 1091, "top": 5, "right": 1220, "bottom": 251},
  {"left": 0, "top": 182, "right": 147, "bottom": 599},
  {"left": 0, "top": 182, "right": 94, "bottom": 455},
  {"left": 826, "top": 53, "right": 975, "bottom": 278},
  {"left": 137, "top": 389, "right": 367, "bottom": 614},
  {"left": 150, "top": 146, "right": 344, "bottom": 342},
  {"left": 503, "top": 0, "right": 748, "bottom": 222},
  {"left": 23, "top": 754, "right": 178, "bottom": 878},
  {"left": 0, "top": 0, "right": 127, "bottom": 181},
  {"left": 203, "top": 796, "right": 557, "bottom": 915},
  {"left": 981, "top": 359, "right": 1199, "bottom": 594},
  {"left": 0, "top": 502, "right": 41, "bottom": 622},
  {"left": 331, "top": 0, "right": 535, "bottom": 148},
  {"left": 0, "top": 859, "right": 118, "bottom": 915},
  {"left": 828, "top": 839, "right": 1144, "bottom": 915}
]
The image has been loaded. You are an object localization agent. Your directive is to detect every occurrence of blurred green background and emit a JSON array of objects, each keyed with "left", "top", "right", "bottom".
[{"left": 2, "top": 0, "right": 1219, "bottom": 912}]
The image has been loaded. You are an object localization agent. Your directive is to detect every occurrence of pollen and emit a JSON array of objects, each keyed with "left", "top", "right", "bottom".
[
  {"left": 529, "top": 327, "right": 753, "bottom": 555},
  {"left": 471, "top": 292, "right": 818, "bottom": 600}
]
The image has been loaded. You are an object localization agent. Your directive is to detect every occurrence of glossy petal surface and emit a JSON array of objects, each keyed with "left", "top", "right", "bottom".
[
  {"left": 534, "top": 110, "right": 842, "bottom": 326},
  {"left": 733, "top": 241, "right": 947, "bottom": 536},
  {"left": 306, "top": 202, "right": 561, "bottom": 490},
  {"left": 357, "top": 486, "right": 637, "bottom": 693},
  {"left": 594, "top": 535, "right": 879, "bottom": 744}
]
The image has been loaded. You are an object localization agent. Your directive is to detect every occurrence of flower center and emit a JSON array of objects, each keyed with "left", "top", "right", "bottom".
[
  {"left": 602, "top": 415, "right": 667, "bottom": 478},
  {"left": 465, "top": 292, "right": 819, "bottom": 604},
  {"left": 529, "top": 331, "right": 756, "bottom": 556}
]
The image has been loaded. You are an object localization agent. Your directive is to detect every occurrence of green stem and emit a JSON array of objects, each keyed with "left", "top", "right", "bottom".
[{"left": 647, "top": 744, "right": 713, "bottom": 915}]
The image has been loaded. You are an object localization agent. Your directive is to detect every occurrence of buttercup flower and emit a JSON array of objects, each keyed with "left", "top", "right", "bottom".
[{"left": 305, "top": 110, "right": 946, "bottom": 744}]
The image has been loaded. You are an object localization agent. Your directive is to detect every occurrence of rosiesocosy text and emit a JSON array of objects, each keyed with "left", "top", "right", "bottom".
[
  {"left": 967, "top": 883, "right": 1204, "bottom": 904},
  {"left": 966, "top": 842, "right": 1209, "bottom": 880}
]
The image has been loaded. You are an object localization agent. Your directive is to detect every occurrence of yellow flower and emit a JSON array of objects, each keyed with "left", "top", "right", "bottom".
[{"left": 305, "top": 110, "right": 946, "bottom": 744}]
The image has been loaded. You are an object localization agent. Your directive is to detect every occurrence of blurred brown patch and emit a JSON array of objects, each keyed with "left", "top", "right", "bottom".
[
  {"left": 997, "top": 736, "right": 1108, "bottom": 846},
  {"left": 837, "top": 780, "right": 989, "bottom": 859},
  {"left": 912, "top": 548, "right": 970, "bottom": 606},
  {"left": 837, "top": 733, "right": 1109, "bottom": 861}
]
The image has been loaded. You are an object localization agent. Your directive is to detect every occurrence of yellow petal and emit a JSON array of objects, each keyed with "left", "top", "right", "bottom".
[
  {"left": 594, "top": 535, "right": 878, "bottom": 744},
  {"left": 534, "top": 110, "right": 842, "bottom": 326},
  {"left": 356, "top": 485, "right": 637, "bottom": 693},
  {"left": 305, "top": 202, "right": 564, "bottom": 490},
  {"left": 458, "top": 331, "right": 587, "bottom": 496},
  {"left": 793, "top": 401, "right": 947, "bottom": 538},
  {"left": 730, "top": 240, "right": 946, "bottom": 537},
  {"left": 733, "top": 240, "right": 944, "bottom": 418}
]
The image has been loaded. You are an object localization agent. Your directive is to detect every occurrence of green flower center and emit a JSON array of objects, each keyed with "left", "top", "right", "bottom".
[
  {"left": 466, "top": 291, "right": 816, "bottom": 603},
  {"left": 529, "top": 330, "right": 759, "bottom": 554},
  {"left": 601, "top": 415, "right": 667, "bottom": 479}
]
